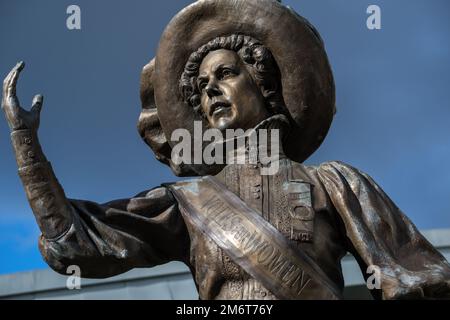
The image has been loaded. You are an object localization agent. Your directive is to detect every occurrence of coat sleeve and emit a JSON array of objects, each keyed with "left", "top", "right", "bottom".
[
  {"left": 317, "top": 161, "right": 450, "bottom": 299},
  {"left": 38, "top": 186, "right": 190, "bottom": 278}
]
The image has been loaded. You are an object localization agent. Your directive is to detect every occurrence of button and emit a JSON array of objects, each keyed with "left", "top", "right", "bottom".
[
  {"left": 260, "top": 291, "right": 267, "bottom": 297},
  {"left": 253, "top": 192, "right": 260, "bottom": 199},
  {"left": 23, "top": 137, "right": 32, "bottom": 144},
  {"left": 27, "top": 151, "right": 35, "bottom": 158}
]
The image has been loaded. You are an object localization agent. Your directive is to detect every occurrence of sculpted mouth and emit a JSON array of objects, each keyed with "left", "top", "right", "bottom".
[{"left": 210, "top": 101, "right": 231, "bottom": 117}]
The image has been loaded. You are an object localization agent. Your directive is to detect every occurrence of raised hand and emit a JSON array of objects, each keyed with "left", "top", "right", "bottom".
[{"left": 1, "top": 61, "right": 43, "bottom": 132}]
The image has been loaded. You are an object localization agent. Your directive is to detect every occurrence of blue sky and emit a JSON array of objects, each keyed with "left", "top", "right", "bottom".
[{"left": 1, "top": 0, "right": 449, "bottom": 275}]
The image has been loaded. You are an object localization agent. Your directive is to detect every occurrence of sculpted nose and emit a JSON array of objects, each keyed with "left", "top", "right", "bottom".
[{"left": 205, "top": 81, "right": 222, "bottom": 98}]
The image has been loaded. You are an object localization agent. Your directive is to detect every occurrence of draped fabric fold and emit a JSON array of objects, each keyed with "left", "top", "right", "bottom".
[
  {"left": 39, "top": 187, "right": 189, "bottom": 278},
  {"left": 317, "top": 161, "right": 450, "bottom": 299}
]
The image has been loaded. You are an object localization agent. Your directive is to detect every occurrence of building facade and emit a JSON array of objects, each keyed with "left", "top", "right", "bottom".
[{"left": 1, "top": 229, "right": 449, "bottom": 300}]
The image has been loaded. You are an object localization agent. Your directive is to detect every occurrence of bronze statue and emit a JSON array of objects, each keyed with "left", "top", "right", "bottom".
[{"left": 2, "top": 0, "right": 450, "bottom": 299}]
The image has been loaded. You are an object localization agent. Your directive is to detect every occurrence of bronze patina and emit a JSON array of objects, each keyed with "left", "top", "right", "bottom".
[{"left": 2, "top": 0, "right": 450, "bottom": 299}]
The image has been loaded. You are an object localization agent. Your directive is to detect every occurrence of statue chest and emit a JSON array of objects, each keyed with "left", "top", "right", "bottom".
[{"left": 184, "top": 159, "right": 326, "bottom": 299}]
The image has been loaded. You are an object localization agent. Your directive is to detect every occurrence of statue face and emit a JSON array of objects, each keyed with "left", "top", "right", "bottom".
[{"left": 198, "top": 49, "right": 269, "bottom": 131}]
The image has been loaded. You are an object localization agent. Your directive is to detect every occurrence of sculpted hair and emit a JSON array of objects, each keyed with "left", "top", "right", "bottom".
[{"left": 179, "top": 34, "right": 286, "bottom": 118}]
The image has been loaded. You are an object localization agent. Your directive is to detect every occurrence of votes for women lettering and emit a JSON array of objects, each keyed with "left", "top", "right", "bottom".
[{"left": 201, "top": 194, "right": 312, "bottom": 293}]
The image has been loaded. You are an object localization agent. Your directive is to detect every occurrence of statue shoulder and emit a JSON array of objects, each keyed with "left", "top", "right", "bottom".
[
  {"left": 314, "top": 160, "right": 368, "bottom": 178},
  {"left": 315, "top": 160, "right": 385, "bottom": 197},
  {"left": 289, "top": 159, "right": 362, "bottom": 179},
  {"left": 289, "top": 160, "right": 372, "bottom": 188}
]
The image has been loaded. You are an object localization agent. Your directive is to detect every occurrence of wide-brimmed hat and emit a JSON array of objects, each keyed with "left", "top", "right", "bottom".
[{"left": 139, "top": 0, "right": 335, "bottom": 176}]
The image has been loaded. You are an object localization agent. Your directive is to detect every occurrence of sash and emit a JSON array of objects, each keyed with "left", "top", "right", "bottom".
[{"left": 167, "top": 176, "right": 342, "bottom": 300}]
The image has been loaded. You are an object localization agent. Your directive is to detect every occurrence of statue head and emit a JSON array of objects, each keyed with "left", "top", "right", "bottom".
[{"left": 179, "top": 35, "right": 286, "bottom": 131}]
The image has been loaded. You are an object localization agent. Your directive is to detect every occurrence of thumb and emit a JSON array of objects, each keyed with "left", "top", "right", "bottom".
[{"left": 31, "top": 94, "right": 43, "bottom": 115}]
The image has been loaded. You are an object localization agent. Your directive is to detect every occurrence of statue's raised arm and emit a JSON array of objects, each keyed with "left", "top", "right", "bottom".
[
  {"left": 2, "top": 61, "right": 73, "bottom": 239},
  {"left": 1, "top": 62, "right": 189, "bottom": 278}
]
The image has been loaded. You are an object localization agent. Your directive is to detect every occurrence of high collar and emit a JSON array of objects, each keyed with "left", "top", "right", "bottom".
[{"left": 222, "top": 113, "right": 290, "bottom": 167}]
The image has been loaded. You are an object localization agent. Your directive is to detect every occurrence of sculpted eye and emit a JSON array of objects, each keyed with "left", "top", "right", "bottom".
[{"left": 219, "top": 68, "right": 236, "bottom": 80}]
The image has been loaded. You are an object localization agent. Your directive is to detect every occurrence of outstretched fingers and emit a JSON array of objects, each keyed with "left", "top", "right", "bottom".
[{"left": 2, "top": 61, "right": 25, "bottom": 109}]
